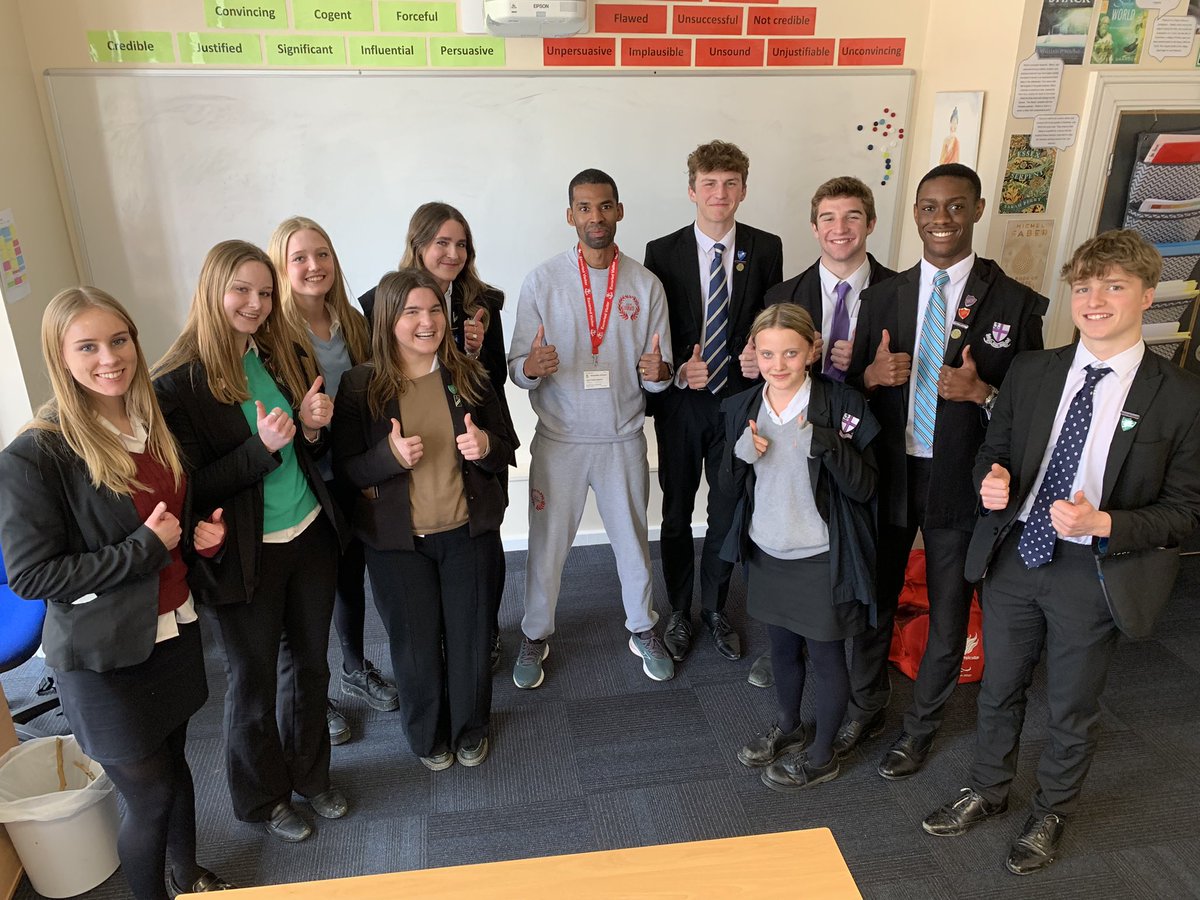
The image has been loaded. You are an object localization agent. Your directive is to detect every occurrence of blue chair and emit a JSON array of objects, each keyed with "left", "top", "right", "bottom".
[{"left": 0, "top": 545, "right": 59, "bottom": 740}]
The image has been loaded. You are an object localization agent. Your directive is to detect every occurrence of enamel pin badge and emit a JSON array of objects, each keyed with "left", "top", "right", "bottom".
[
  {"left": 983, "top": 322, "right": 1012, "bottom": 349},
  {"left": 1119, "top": 411, "right": 1139, "bottom": 432},
  {"left": 839, "top": 413, "right": 860, "bottom": 439}
]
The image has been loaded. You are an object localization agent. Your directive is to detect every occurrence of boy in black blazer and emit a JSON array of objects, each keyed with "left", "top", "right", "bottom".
[
  {"left": 844, "top": 164, "right": 1048, "bottom": 773},
  {"left": 922, "top": 230, "right": 1200, "bottom": 875},
  {"left": 643, "top": 140, "right": 783, "bottom": 663}
]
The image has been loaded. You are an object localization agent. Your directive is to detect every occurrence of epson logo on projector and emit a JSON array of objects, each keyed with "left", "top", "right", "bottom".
[{"left": 485, "top": 0, "right": 587, "bottom": 35}]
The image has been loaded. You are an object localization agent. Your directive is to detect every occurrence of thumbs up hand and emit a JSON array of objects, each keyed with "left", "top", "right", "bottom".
[
  {"left": 864, "top": 328, "right": 912, "bottom": 389},
  {"left": 299, "top": 375, "right": 333, "bottom": 433},
  {"left": 748, "top": 419, "right": 769, "bottom": 457},
  {"left": 145, "top": 501, "right": 181, "bottom": 551},
  {"left": 1050, "top": 490, "right": 1111, "bottom": 539},
  {"left": 979, "top": 463, "right": 1011, "bottom": 511},
  {"left": 938, "top": 343, "right": 989, "bottom": 403},
  {"left": 683, "top": 343, "right": 710, "bottom": 390},
  {"left": 523, "top": 324, "right": 559, "bottom": 379},
  {"left": 464, "top": 307, "right": 487, "bottom": 356},
  {"left": 389, "top": 418, "right": 424, "bottom": 468},
  {"left": 256, "top": 401, "right": 296, "bottom": 452},
  {"left": 638, "top": 333, "right": 666, "bottom": 383},
  {"left": 193, "top": 508, "right": 226, "bottom": 553},
  {"left": 456, "top": 412, "right": 491, "bottom": 461},
  {"left": 739, "top": 337, "right": 759, "bottom": 380}
]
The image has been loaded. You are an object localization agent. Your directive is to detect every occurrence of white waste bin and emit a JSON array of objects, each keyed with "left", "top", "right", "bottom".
[{"left": 0, "top": 735, "right": 120, "bottom": 898}]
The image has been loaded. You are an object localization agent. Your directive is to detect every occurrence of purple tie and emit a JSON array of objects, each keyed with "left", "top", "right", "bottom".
[{"left": 824, "top": 281, "right": 851, "bottom": 381}]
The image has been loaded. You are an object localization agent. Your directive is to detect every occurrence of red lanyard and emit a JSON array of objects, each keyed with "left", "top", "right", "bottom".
[{"left": 577, "top": 244, "right": 620, "bottom": 363}]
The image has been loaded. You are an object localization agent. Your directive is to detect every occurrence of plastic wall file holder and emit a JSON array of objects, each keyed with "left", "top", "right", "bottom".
[
  {"left": 1123, "top": 206, "right": 1200, "bottom": 244},
  {"left": 1143, "top": 297, "right": 1195, "bottom": 327},
  {"left": 1160, "top": 254, "right": 1200, "bottom": 282},
  {"left": 1127, "top": 159, "right": 1200, "bottom": 206}
]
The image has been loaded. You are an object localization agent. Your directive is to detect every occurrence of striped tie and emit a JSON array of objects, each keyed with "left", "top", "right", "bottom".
[
  {"left": 913, "top": 269, "right": 949, "bottom": 452},
  {"left": 704, "top": 242, "right": 730, "bottom": 393}
]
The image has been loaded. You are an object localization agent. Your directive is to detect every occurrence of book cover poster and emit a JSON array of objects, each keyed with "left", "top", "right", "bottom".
[
  {"left": 1091, "top": 0, "right": 1148, "bottom": 64},
  {"left": 1001, "top": 219, "right": 1055, "bottom": 292},
  {"left": 1036, "top": 0, "right": 1096, "bottom": 65},
  {"left": 1000, "top": 135, "right": 1057, "bottom": 215}
]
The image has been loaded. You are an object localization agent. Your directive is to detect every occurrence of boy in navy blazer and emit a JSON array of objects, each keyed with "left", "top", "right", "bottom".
[
  {"left": 643, "top": 140, "right": 783, "bottom": 664},
  {"left": 922, "top": 230, "right": 1200, "bottom": 874}
]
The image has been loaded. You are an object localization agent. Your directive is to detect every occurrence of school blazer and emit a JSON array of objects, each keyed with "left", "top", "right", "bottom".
[
  {"left": 154, "top": 360, "right": 344, "bottom": 606},
  {"left": 331, "top": 364, "right": 518, "bottom": 552},
  {"left": 763, "top": 253, "right": 898, "bottom": 330},
  {"left": 966, "top": 346, "right": 1200, "bottom": 639},
  {"left": 718, "top": 377, "right": 881, "bottom": 617},
  {"left": 0, "top": 430, "right": 189, "bottom": 673},
  {"left": 644, "top": 222, "right": 784, "bottom": 413},
  {"left": 847, "top": 257, "right": 1048, "bottom": 532}
]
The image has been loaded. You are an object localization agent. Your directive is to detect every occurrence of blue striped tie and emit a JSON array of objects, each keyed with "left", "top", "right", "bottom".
[
  {"left": 913, "top": 269, "right": 949, "bottom": 451},
  {"left": 704, "top": 242, "right": 730, "bottom": 393}
]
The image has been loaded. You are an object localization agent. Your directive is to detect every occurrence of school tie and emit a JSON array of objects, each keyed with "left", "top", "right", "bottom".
[
  {"left": 823, "top": 281, "right": 851, "bottom": 381},
  {"left": 703, "top": 242, "right": 730, "bottom": 393},
  {"left": 1017, "top": 364, "right": 1111, "bottom": 569},
  {"left": 913, "top": 270, "right": 949, "bottom": 451}
]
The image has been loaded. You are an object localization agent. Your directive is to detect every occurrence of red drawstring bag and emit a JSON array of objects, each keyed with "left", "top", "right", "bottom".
[{"left": 888, "top": 550, "right": 985, "bottom": 684}]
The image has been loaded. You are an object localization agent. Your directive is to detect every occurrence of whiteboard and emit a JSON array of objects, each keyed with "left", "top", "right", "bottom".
[{"left": 45, "top": 69, "right": 913, "bottom": 480}]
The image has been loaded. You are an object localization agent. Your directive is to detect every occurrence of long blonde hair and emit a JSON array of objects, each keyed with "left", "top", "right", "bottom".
[
  {"left": 400, "top": 202, "right": 500, "bottom": 328},
  {"left": 366, "top": 268, "right": 489, "bottom": 419},
  {"left": 268, "top": 216, "right": 370, "bottom": 376},
  {"left": 153, "top": 240, "right": 310, "bottom": 405},
  {"left": 27, "top": 287, "right": 183, "bottom": 495}
]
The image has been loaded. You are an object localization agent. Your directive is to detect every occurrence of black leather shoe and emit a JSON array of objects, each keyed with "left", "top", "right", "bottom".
[
  {"left": 1006, "top": 814, "right": 1064, "bottom": 875},
  {"left": 761, "top": 752, "right": 840, "bottom": 793},
  {"left": 747, "top": 652, "right": 774, "bottom": 688},
  {"left": 922, "top": 787, "right": 1008, "bottom": 836},
  {"left": 308, "top": 788, "right": 348, "bottom": 819},
  {"left": 663, "top": 611, "right": 693, "bottom": 662},
  {"left": 265, "top": 801, "right": 311, "bottom": 842},
  {"left": 831, "top": 708, "right": 887, "bottom": 758},
  {"left": 737, "top": 721, "right": 810, "bottom": 768},
  {"left": 167, "top": 869, "right": 237, "bottom": 896},
  {"left": 877, "top": 731, "right": 932, "bottom": 780},
  {"left": 700, "top": 609, "right": 742, "bottom": 660},
  {"left": 326, "top": 700, "right": 350, "bottom": 746}
]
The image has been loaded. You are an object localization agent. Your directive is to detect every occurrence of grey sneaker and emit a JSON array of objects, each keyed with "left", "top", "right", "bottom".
[
  {"left": 420, "top": 750, "right": 454, "bottom": 771},
  {"left": 628, "top": 631, "right": 675, "bottom": 682},
  {"left": 513, "top": 637, "right": 549, "bottom": 689},
  {"left": 456, "top": 737, "right": 489, "bottom": 767}
]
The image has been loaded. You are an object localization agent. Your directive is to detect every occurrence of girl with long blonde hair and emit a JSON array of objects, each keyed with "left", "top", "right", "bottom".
[
  {"left": 0, "top": 287, "right": 234, "bottom": 898},
  {"left": 153, "top": 240, "right": 347, "bottom": 843}
]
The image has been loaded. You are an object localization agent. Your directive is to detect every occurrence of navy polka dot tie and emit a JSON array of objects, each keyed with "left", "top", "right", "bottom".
[{"left": 1017, "top": 364, "right": 1111, "bottom": 569}]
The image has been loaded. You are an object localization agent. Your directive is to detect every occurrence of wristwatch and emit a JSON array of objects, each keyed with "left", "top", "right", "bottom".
[{"left": 982, "top": 385, "right": 1000, "bottom": 413}]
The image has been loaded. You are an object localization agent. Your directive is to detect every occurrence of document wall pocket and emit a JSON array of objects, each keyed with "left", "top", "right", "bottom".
[
  {"left": 1160, "top": 253, "right": 1199, "bottom": 282},
  {"left": 1127, "top": 159, "right": 1200, "bottom": 206},
  {"left": 1122, "top": 206, "right": 1200, "bottom": 244}
]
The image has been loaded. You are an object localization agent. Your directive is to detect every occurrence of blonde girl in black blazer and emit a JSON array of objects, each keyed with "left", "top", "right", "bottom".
[
  {"left": 153, "top": 241, "right": 345, "bottom": 843},
  {"left": 332, "top": 268, "right": 516, "bottom": 770},
  {"left": 0, "top": 287, "right": 234, "bottom": 898}
]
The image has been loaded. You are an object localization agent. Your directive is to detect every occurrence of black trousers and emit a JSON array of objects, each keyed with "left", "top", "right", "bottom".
[
  {"left": 970, "top": 526, "right": 1119, "bottom": 818},
  {"left": 208, "top": 515, "right": 337, "bottom": 822},
  {"left": 365, "top": 525, "right": 502, "bottom": 757},
  {"left": 846, "top": 456, "right": 975, "bottom": 741},
  {"left": 654, "top": 389, "right": 736, "bottom": 614}
]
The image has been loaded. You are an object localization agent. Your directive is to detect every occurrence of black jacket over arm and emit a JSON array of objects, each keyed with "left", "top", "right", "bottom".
[
  {"left": 718, "top": 377, "right": 882, "bottom": 619},
  {"left": 331, "top": 364, "right": 517, "bottom": 553},
  {"left": 154, "top": 360, "right": 344, "bottom": 606},
  {"left": 0, "top": 430, "right": 180, "bottom": 672},
  {"left": 846, "top": 257, "right": 1048, "bottom": 532},
  {"left": 966, "top": 346, "right": 1200, "bottom": 638}
]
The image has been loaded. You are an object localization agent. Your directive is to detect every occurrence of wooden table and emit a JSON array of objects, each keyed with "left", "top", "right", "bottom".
[{"left": 209, "top": 827, "right": 861, "bottom": 899}]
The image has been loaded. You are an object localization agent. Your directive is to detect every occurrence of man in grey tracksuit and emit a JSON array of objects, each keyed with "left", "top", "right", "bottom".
[{"left": 508, "top": 168, "right": 676, "bottom": 688}]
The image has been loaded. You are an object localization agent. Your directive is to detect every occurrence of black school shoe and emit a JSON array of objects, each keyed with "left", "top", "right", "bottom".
[
  {"left": 167, "top": 869, "right": 237, "bottom": 896},
  {"left": 760, "top": 752, "right": 840, "bottom": 793},
  {"left": 737, "top": 722, "right": 811, "bottom": 767},
  {"left": 341, "top": 660, "right": 399, "bottom": 711},
  {"left": 1006, "top": 814, "right": 1065, "bottom": 875}
]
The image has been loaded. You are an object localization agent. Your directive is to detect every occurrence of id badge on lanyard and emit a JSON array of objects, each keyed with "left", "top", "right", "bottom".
[{"left": 579, "top": 244, "right": 619, "bottom": 390}]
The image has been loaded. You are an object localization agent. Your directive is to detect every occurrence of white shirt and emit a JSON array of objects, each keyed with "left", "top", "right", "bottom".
[
  {"left": 817, "top": 257, "right": 871, "bottom": 369},
  {"left": 906, "top": 253, "right": 976, "bottom": 457},
  {"left": 1017, "top": 341, "right": 1145, "bottom": 544},
  {"left": 761, "top": 377, "right": 811, "bottom": 427},
  {"left": 97, "top": 414, "right": 198, "bottom": 642},
  {"left": 677, "top": 223, "right": 737, "bottom": 388}
]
